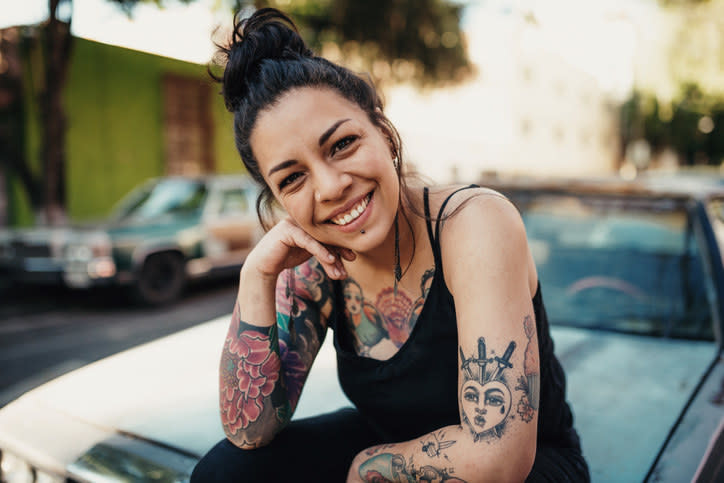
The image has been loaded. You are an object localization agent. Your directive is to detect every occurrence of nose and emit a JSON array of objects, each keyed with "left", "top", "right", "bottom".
[{"left": 314, "top": 163, "right": 352, "bottom": 202}]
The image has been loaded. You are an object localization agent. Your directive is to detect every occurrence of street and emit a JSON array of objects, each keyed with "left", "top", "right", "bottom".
[{"left": 0, "top": 277, "right": 238, "bottom": 408}]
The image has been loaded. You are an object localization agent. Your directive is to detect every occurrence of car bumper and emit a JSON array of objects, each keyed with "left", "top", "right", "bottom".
[
  {"left": 0, "top": 258, "right": 64, "bottom": 284},
  {"left": 63, "top": 258, "right": 118, "bottom": 288}
]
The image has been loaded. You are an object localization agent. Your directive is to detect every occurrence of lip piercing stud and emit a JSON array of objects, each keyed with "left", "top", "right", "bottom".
[{"left": 360, "top": 230, "right": 366, "bottom": 234}]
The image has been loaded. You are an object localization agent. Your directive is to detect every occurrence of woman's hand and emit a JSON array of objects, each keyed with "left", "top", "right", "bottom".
[{"left": 244, "top": 216, "right": 355, "bottom": 282}]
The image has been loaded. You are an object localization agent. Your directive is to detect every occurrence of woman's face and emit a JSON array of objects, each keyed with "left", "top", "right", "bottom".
[
  {"left": 250, "top": 87, "right": 399, "bottom": 254},
  {"left": 461, "top": 380, "right": 511, "bottom": 435},
  {"left": 344, "top": 283, "right": 363, "bottom": 315}
]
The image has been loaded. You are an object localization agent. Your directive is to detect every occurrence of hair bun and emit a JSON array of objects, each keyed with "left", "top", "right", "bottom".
[{"left": 220, "top": 8, "right": 313, "bottom": 111}]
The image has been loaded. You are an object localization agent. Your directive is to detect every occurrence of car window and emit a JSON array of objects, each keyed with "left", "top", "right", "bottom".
[
  {"left": 706, "top": 197, "right": 724, "bottom": 265},
  {"left": 218, "top": 188, "right": 251, "bottom": 216},
  {"left": 510, "top": 192, "right": 713, "bottom": 340},
  {"left": 114, "top": 179, "right": 207, "bottom": 220}
]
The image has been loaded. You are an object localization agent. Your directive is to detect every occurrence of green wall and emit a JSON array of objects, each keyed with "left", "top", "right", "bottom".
[
  {"left": 11, "top": 36, "right": 243, "bottom": 225},
  {"left": 65, "top": 38, "right": 243, "bottom": 221}
]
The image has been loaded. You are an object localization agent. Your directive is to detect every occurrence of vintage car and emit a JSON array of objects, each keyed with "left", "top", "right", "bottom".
[
  {"left": 0, "top": 175, "right": 262, "bottom": 305},
  {"left": 0, "top": 176, "right": 722, "bottom": 482}
]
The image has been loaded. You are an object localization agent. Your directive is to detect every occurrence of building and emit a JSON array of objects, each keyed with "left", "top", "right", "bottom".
[
  {"left": 385, "top": 7, "right": 622, "bottom": 183},
  {"left": 1, "top": 26, "right": 241, "bottom": 226}
]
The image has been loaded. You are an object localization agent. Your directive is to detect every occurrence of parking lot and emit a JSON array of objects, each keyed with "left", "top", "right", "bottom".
[{"left": 0, "top": 277, "right": 239, "bottom": 408}]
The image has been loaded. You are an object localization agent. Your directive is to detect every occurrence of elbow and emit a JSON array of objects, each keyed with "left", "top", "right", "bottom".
[
  {"left": 219, "top": 402, "right": 287, "bottom": 450},
  {"left": 507, "top": 445, "right": 536, "bottom": 482},
  {"left": 223, "top": 425, "right": 281, "bottom": 450},
  {"left": 467, "top": 441, "right": 536, "bottom": 483}
]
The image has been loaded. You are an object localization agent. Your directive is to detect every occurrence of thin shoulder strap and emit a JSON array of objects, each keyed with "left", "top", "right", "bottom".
[
  {"left": 434, "top": 184, "right": 479, "bottom": 243},
  {"left": 431, "top": 184, "right": 479, "bottom": 269},
  {"left": 423, "top": 187, "right": 435, "bottom": 248}
]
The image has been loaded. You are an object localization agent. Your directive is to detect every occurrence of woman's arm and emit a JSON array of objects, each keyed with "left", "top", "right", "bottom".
[
  {"left": 219, "top": 218, "right": 347, "bottom": 449},
  {"left": 348, "top": 192, "right": 538, "bottom": 483}
]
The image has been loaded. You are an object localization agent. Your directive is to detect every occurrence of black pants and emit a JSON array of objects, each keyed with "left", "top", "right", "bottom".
[{"left": 191, "top": 407, "right": 590, "bottom": 482}]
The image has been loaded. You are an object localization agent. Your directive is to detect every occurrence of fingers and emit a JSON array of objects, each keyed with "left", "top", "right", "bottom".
[
  {"left": 337, "top": 247, "right": 357, "bottom": 262},
  {"left": 282, "top": 223, "right": 348, "bottom": 280}
]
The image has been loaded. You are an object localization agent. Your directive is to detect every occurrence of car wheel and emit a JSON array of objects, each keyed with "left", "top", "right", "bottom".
[{"left": 133, "top": 252, "right": 185, "bottom": 306}]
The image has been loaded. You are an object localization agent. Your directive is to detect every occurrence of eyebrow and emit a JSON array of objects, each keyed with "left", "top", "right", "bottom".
[
  {"left": 267, "top": 119, "right": 353, "bottom": 178},
  {"left": 318, "top": 118, "right": 351, "bottom": 146},
  {"left": 267, "top": 159, "right": 298, "bottom": 178}
]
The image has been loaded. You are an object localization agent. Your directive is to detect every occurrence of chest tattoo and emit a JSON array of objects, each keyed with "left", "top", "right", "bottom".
[{"left": 343, "top": 268, "right": 434, "bottom": 357}]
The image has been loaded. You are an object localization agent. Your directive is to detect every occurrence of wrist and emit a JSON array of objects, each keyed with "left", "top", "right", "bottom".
[{"left": 237, "top": 263, "right": 280, "bottom": 326}]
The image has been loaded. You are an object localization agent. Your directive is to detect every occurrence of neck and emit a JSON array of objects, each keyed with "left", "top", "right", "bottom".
[{"left": 350, "top": 197, "right": 422, "bottom": 281}]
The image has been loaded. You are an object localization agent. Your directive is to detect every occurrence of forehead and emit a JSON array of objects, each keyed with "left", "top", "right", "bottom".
[
  {"left": 344, "top": 283, "right": 362, "bottom": 294},
  {"left": 251, "top": 87, "right": 366, "bottom": 156}
]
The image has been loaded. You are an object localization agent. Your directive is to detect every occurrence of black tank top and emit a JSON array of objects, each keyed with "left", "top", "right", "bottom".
[{"left": 330, "top": 186, "right": 581, "bottom": 449}]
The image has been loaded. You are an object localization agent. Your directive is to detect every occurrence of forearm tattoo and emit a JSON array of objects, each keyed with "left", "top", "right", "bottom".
[
  {"left": 220, "top": 313, "right": 285, "bottom": 443},
  {"left": 219, "top": 259, "right": 333, "bottom": 446},
  {"left": 359, "top": 431, "right": 467, "bottom": 482},
  {"left": 459, "top": 315, "right": 539, "bottom": 442}
]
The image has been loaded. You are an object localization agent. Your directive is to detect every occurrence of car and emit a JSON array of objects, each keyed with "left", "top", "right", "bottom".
[
  {"left": 0, "top": 175, "right": 723, "bottom": 482},
  {"left": 0, "top": 175, "right": 263, "bottom": 305}
]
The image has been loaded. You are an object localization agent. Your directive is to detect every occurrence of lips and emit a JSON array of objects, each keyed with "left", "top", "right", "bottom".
[{"left": 328, "top": 192, "right": 372, "bottom": 226}]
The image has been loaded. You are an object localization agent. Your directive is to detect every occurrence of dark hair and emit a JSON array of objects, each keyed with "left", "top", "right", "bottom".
[{"left": 211, "top": 8, "right": 410, "bottom": 230}]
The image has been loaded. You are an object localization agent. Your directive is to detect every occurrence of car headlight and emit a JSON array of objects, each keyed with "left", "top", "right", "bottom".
[
  {"left": 34, "top": 470, "right": 64, "bottom": 483},
  {"left": 66, "top": 232, "right": 112, "bottom": 261},
  {"left": 1, "top": 450, "right": 33, "bottom": 483},
  {"left": 0, "top": 450, "right": 65, "bottom": 483}
]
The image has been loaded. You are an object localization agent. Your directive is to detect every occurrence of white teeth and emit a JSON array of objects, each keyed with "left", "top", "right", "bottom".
[{"left": 332, "top": 194, "right": 370, "bottom": 226}]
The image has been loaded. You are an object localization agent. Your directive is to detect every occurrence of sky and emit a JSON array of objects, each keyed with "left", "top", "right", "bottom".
[{"left": 0, "top": 0, "right": 659, "bottom": 98}]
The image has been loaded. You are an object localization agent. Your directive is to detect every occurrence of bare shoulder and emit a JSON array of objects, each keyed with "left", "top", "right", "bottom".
[
  {"left": 430, "top": 185, "right": 533, "bottom": 293},
  {"left": 426, "top": 184, "right": 524, "bottom": 238}
]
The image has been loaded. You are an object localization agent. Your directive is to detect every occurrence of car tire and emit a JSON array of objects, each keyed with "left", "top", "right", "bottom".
[{"left": 133, "top": 252, "right": 185, "bottom": 306}]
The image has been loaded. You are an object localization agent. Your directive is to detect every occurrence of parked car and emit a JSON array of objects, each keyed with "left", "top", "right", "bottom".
[
  {"left": 1, "top": 176, "right": 723, "bottom": 482},
  {"left": 0, "top": 175, "right": 263, "bottom": 305}
]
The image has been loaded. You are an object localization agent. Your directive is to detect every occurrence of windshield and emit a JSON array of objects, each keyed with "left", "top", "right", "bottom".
[
  {"left": 510, "top": 192, "right": 713, "bottom": 340},
  {"left": 113, "top": 178, "right": 208, "bottom": 221}
]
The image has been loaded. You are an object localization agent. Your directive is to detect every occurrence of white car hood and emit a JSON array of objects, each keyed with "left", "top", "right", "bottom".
[
  {"left": 0, "top": 315, "right": 349, "bottom": 471},
  {"left": 0, "top": 319, "right": 717, "bottom": 482},
  {"left": 0, "top": 317, "right": 226, "bottom": 468}
]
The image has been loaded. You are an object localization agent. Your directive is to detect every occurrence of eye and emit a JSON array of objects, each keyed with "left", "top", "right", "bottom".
[
  {"left": 278, "top": 172, "right": 304, "bottom": 190},
  {"left": 331, "top": 135, "right": 358, "bottom": 156},
  {"left": 464, "top": 389, "right": 479, "bottom": 404},
  {"left": 485, "top": 391, "right": 504, "bottom": 406}
]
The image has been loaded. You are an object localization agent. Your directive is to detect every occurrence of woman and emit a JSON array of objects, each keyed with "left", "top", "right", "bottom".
[{"left": 192, "top": 7, "right": 589, "bottom": 482}]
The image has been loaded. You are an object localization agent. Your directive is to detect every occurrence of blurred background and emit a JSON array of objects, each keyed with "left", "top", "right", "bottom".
[
  {"left": 1, "top": 0, "right": 724, "bottom": 227},
  {"left": 1, "top": 4, "right": 723, "bottom": 480},
  {"left": 2, "top": 0, "right": 724, "bottom": 383}
]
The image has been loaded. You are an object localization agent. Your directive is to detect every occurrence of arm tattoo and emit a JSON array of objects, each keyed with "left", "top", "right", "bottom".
[
  {"left": 359, "top": 450, "right": 467, "bottom": 482},
  {"left": 358, "top": 431, "right": 464, "bottom": 482},
  {"left": 459, "top": 315, "right": 539, "bottom": 442},
  {"left": 219, "top": 259, "right": 333, "bottom": 446},
  {"left": 515, "top": 315, "right": 540, "bottom": 422},
  {"left": 220, "top": 306, "right": 285, "bottom": 443},
  {"left": 421, "top": 430, "right": 457, "bottom": 459},
  {"left": 459, "top": 338, "right": 515, "bottom": 441}
]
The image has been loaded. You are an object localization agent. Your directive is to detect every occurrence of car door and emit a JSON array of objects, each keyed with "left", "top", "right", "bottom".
[{"left": 203, "top": 184, "right": 261, "bottom": 270}]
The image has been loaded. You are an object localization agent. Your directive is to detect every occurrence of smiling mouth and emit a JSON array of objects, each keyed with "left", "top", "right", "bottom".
[{"left": 329, "top": 192, "right": 372, "bottom": 226}]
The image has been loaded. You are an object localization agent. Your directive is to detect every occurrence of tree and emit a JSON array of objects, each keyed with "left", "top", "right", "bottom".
[
  {"left": 1, "top": 0, "right": 470, "bottom": 225},
  {"left": 252, "top": 0, "right": 472, "bottom": 87},
  {"left": 621, "top": 84, "right": 724, "bottom": 166}
]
